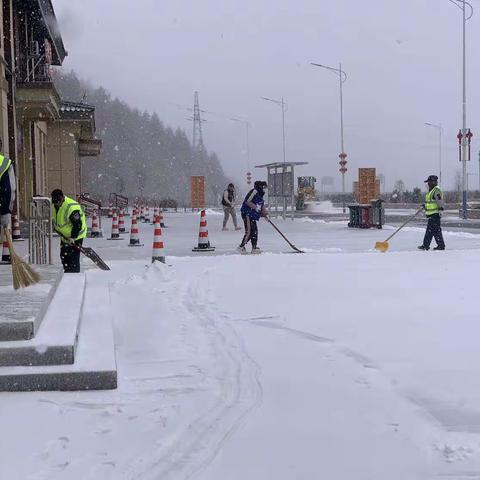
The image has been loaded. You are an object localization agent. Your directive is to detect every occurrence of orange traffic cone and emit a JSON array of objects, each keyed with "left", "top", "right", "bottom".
[
  {"left": 90, "top": 209, "right": 102, "bottom": 238},
  {"left": 108, "top": 209, "right": 123, "bottom": 240},
  {"left": 144, "top": 206, "right": 151, "bottom": 223},
  {"left": 108, "top": 204, "right": 113, "bottom": 218},
  {"left": 159, "top": 210, "right": 166, "bottom": 228},
  {"left": 192, "top": 210, "right": 215, "bottom": 252},
  {"left": 152, "top": 216, "right": 165, "bottom": 263},
  {"left": 1, "top": 236, "right": 10, "bottom": 264},
  {"left": 139, "top": 205, "right": 145, "bottom": 221},
  {"left": 12, "top": 215, "right": 23, "bottom": 241},
  {"left": 128, "top": 209, "right": 143, "bottom": 246},
  {"left": 118, "top": 208, "right": 127, "bottom": 233}
]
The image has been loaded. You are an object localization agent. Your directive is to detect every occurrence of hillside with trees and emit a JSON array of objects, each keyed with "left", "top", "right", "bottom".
[{"left": 54, "top": 70, "right": 229, "bottom": 206}]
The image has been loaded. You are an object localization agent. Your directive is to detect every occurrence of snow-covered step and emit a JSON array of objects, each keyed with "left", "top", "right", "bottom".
[
  {"left": 0, "top": 274, "right": 85, "bottom": 367},
  {"left": 0, "top": 272, "right": 117, "bottom": 391},
  {"left": 0, "top": 265, "right": 63, "bottom": 341}
]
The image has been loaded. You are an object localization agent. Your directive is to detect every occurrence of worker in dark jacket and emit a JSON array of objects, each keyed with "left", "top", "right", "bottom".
[
  {"left": 418, "top": 175, "right": 446, "bottom": 251},
  {"left": 0, "top": 150, "right": 16, "bottom": 231},
  {"left": 51, "top": 189, "right": 87, "bottom": 272},
  {"left": 238, "top": 181, "right": 268, "bottom": 254},
  {"left": 222, "top": 183, "right": 241, "bottom": 231}
]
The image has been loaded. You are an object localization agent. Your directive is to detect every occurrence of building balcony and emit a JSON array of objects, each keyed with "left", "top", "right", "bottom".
[{"left": 15, "top": 82, "right": 61, "bottom": 120}]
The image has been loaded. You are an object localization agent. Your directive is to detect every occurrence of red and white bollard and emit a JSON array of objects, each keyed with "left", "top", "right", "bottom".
[
  {"left": 118, "top": 208, "right": 127, "bottom": 233},
  {"left": 151, "top": 216, "right": 165, "bottom": 263},
  {"left": 90, "top": 209, "right": 102, "bottom": 238},
  {"left": 12, "top": 214, "right": 23, "bottom": 241},
  {"left": 1, "top": 237, "right": 10, "bottom": 264},
  {"left": 108, "top": 209, "right": 122, "bottom": 240},
  {"left": 128, "top": 209, "right": 143, "bottom": 247}
]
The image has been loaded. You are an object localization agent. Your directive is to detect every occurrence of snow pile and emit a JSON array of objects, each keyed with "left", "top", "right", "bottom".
[
  {"left": 204, "top": 208, "right": 223, "bottom": 216},
  {"left": 304, "top": 201, "right": 342, "bottom": 213}
]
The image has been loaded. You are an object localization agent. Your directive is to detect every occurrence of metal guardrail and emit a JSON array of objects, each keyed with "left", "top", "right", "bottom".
[{"left": 29, "top": 197, "right": 52, "bottom": 265}]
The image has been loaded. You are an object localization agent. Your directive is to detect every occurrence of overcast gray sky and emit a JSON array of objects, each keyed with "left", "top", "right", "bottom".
[{"left": 52, "top": 0, "right": 480, "bottom": 191}]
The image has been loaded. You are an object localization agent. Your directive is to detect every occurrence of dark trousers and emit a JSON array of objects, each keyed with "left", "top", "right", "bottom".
[
  {"left": 60, "top": 239, "right": 83, "bottom": 273},
  {"left": 240, "top": 214, "right": 258, "bottom": 248},
  {"left": 423, "top": 214, "right": 445, "bottom": 249}
]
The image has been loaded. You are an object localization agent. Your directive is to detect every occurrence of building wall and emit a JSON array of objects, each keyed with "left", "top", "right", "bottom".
[
  {"left": 46, "top": 121, "right": 81, "bottom": 199},
  {"left": 0, "top": 0, "right": 10, "bottom": 155}
]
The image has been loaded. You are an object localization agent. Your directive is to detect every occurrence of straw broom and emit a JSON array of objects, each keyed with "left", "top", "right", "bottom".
[{"left": 2, "top": 227, "right": 40, "bottom": 289}]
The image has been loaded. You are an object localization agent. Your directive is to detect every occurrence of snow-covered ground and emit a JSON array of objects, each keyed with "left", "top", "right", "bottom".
[{"left": 2, "top": 211, "right": 480, "bottom": 479}]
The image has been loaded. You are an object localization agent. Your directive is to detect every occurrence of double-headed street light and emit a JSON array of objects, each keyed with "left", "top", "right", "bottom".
[
  {"left": 311, "top": 62, "right": 348, "bottom": 213},
  {"left": 261, "top": 96, "right": 287, "bottom": 164},
  {"left": 424, "top": 122, "right": 443, "bottom": 185},
  {"left": 447, "top": 0, "right": 473, "bottom": 218}
]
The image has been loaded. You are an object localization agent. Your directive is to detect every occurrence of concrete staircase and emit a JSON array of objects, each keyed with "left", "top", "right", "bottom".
[{"left": 0, "top": 267, "right": 117, "bottom": 392}]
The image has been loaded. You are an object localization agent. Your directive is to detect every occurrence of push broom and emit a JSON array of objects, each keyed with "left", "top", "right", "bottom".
[
  {"left": 2, "top": 227, "right": 40, "bottom": 289},
  {"left": 374, "top": 207, "right": 423, "bottom": 253}
]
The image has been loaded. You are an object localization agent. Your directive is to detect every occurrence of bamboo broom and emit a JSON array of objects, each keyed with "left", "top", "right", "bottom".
[{"left": 2, "top": 227, "right": 40, "bottom": 289}]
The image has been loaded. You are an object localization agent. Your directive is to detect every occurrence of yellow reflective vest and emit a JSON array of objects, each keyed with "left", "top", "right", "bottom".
[
  {"left": 425, "top": 186, "right": 442, "bottom": 217},
  {"left": 52, "top": 196, "right": 87, "bottom": 243},
  {"left": 0, "top": 154, "right": 11, "bottom": 181}
]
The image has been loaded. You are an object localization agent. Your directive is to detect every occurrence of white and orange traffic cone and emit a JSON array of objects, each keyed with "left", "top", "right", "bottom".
[
  {"left": 108, "top": 209, "right": 122, "bottom": 240},
  {"left": 151, "top": 216, "right": 165, "bottom": 263},
  {"left": 144, "top": 206, "right": 150, "bottom": 223},
  {"left": 12, "top": 214, "right": 23, "bottom": 241},
  {"left": 128, "top": 209, "right": 143, "bottom": 247},
  {"left": 1, "top": 236, "right": 10, "bottom": 264},
  {"left": 89, "top": 209, "right": 102, "bottom": 238},
  {"left": 192, "top": 210, "right": 215, "bottom": 252},
  {"left": 108, "top": 204, "right": 113, "bottom": 218},
  {"left": 118, "top": 208, "right": 127, "bottom": 233},
  {"left": 139, "top": 205, "right": 145, "bottom": 221},
  {"left": 153, "top": 207, "right": 159, "bottom": 224}
]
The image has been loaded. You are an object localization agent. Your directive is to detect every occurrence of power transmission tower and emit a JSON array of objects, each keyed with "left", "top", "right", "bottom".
[{"left": 192, "top": 91, "right": 206, "bottom": 156}]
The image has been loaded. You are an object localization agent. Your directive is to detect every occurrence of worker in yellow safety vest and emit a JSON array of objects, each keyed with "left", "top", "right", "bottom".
[
  {"left": 0, "top": 147, "right": 16, "bottom": 231},
  {"left": 51, "top": 189, "right": 87, "bottom": 272},
  {"left": 418, "top": 175, "right": 445, "bottom": 251}
]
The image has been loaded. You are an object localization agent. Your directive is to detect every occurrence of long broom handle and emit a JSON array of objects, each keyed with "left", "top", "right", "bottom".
[
  {"left": 265, "top": 217, "right": 302, "bottom": 252},
  {"left": 383, "top": 207, "right": 424, "bottom": 243}
]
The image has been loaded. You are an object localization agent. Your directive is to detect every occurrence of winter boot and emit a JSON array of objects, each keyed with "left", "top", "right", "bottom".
[
  {"left": 237, "top": 245, "right": 247, "bottom": 254},
  {"left": 417, "top": 245, "right": 429, "bottom": 251},
  {"left": 251, "top": 247, "right": 261, "bottom": 254},
  {"left": 222, "top": 227, "right": 229, "bottom": 231},
  {"left": 235, "top": 226, "right": 242, "bottom": 231},
  {"left": 433, "top": 246, "right": 445, "bottom": 251}
]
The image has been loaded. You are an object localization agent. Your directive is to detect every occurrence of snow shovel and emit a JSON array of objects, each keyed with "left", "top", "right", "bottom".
[
  {"left": 74, "top": 244, "right": 111, "bottom": 271},
  {"left": 59, "top": 234, "right": 111, "bottom": 270},
  {"left": 266, "top": 217, "right": 304, "bottom": 253},
  {"left": 374, "top": 208, "right": 423, "bottom": 253}
]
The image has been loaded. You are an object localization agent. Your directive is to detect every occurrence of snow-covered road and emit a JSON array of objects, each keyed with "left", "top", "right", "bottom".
[{"left": 2, "top": 213, "right": 480, "bottom": 479}]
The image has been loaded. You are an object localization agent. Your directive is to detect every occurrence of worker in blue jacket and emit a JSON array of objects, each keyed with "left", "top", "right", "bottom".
[{"left": 238, "top": 180, "right": 268, "bottom": 254}]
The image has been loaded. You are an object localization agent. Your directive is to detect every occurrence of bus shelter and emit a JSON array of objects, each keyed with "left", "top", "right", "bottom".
[{"left": 255, "top": 162, "right": 308, "bottom": 219}]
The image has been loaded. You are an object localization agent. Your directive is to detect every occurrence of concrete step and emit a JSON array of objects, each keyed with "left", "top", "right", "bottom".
[
  {"left": 0, "top": 271, "right": 117, "bottom": 391},
  {"left": 0, "top": 265, "right": 63, "bottom": 341},
  {"left": 0, "top": 274, "right": 85, "bottom": 366}
]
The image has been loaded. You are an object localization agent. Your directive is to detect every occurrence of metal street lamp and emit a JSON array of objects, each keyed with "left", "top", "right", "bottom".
[
  {"left": 230, "top": 117, "right": 251, "bottom": 167},
  {"left": 260, "top": 96, "right": 287, "bottom": 164},
  {"left": 447, "top": 0, "right": 473, "bottom": 218},
  {"left": 311, "top": 62, "right": 348, "bottom": 213},
  {"left": 424, "top": 122, "right": 443, "bottom": 185}
]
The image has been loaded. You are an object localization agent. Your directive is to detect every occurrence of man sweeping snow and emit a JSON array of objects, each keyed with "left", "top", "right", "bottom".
[
  {"left": 418, "top": 175, "right": 445, "bottom": 251},
  {"left": 238, "top": 181, "right": 268, "bottom": 254}
]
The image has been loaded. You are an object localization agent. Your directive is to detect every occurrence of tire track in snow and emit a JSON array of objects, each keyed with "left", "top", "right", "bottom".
[{"left": 125, "top": 267, "right": 263, "bottom": 480}]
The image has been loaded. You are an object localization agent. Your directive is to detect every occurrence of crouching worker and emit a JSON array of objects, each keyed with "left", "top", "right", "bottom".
[
  {"left": 238, "top": 180, "right": 268, "bottom": 254},
  {"left": 51, "top": 189, "right": 87, "bottom": 272}
]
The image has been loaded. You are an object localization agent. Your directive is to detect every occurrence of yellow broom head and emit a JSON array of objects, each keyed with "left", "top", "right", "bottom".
[
  {"left": 374, "top": 241, "right": 389, "bottom": 253},
  {"left": 3, "top": 228, "right": 41, "bottom": 290}
]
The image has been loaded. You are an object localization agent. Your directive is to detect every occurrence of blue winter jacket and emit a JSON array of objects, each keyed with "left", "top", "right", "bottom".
[{"left": 241, "top": 188, "right": 265, "bottom": 221}]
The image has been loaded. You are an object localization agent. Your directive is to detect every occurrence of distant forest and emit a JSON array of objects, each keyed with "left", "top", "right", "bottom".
[{"left": 54, "top": 70, "right": 230, "bottom": 206}]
